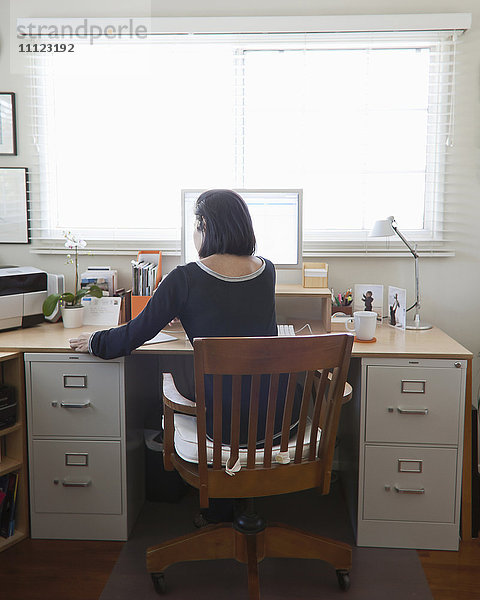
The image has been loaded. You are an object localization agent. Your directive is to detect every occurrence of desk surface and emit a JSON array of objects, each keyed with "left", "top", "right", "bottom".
[{"left": 0, "top": 320, "right": 472, "bottom": 359}]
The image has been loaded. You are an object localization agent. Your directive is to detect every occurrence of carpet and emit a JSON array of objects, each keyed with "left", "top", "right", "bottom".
[{"left": 100, "top": 481, "right": 432, "bottom": 600}]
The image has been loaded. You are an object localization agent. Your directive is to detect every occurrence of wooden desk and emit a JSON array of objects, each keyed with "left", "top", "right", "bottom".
[
  {"left": 0, "top": 318, "right": 469, "bottom": 358},
  {"left": 0, "top": 321, "right": 473, "bottom": 545}
]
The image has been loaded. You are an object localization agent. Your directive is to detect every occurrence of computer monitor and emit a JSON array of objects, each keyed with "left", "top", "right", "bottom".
[{"left": 181, "top": 189, "right": 303, "bottom": 269}]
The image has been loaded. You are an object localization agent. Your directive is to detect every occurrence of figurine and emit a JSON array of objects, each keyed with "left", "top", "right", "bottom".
[
  {"left": 362, "top": 290, "right": 374, "bottom": 311},
  {"left": 389, "top": 293, "right": 400, "bottom": 326}
]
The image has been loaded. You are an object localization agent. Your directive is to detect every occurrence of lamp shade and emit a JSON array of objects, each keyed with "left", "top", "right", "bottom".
[{"left": 369, "top": 216, "right": 395, "bottom": 237}]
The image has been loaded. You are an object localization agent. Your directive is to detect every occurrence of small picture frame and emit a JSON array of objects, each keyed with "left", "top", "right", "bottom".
[
  {"left": 0, "top": 93, "right": 17, "bottom": 155},
  {"left": 354, "top": 284, "right": 384, "bottom": 318},
  {"left": 388, "top": 286, "right": 407, "bottom": 330},
  {"left": 0, "top": 167, "right": 29, "bottom": 243}
]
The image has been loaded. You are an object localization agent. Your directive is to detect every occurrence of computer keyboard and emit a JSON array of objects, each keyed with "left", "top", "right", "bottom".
[{"left": 277, "top": 324, "right": 296, "bottom": 336}]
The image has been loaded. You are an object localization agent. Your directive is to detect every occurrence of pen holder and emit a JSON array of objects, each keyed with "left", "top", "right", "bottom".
[{"left": 331, "top": 304, "right": 352, "bottom": 316}]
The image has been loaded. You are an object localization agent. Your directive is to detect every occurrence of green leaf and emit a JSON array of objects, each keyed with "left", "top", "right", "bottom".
[
  {"left": 42, "top": 294, "right": 61, "bottom": 317},
  {"left": 75, "top": 288, "right": 89, "bottom": 301},
  {"left": 87, "top": 285, "right": 104, "bottom": 299},
  {"left": 60, "top": 292, "right": 76, "bottom": 305}
]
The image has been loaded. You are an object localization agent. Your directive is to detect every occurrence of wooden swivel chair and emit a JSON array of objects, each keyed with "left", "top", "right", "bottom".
[{"left": 146, "top": 333, "right": 354, "bottom": 598}]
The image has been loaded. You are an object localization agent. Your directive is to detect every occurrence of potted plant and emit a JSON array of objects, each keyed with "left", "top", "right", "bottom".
[{"left": 42, "top": 232, "right": 103, "bottom": 328}]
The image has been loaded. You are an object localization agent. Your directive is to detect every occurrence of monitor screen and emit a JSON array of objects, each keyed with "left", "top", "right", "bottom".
[{"left": 181, "top": 189, "right": 302, "bottom": 269}]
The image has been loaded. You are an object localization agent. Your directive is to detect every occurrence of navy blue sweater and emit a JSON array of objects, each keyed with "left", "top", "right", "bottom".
[{"left": 90, "top": 258, "right": 277, "bottom": 358}]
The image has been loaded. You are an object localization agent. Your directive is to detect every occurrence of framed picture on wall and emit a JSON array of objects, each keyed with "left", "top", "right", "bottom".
[
  {"left": 0, "top": 167, "right": 29, "bottom": 243},
  {"left": 0, "top": 93, "right": 17, "bottom": 155}
]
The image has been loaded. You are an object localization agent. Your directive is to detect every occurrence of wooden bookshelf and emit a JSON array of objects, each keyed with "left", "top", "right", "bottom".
[{"left": 0, "top": 352, "right": 28, "bottom": 551}]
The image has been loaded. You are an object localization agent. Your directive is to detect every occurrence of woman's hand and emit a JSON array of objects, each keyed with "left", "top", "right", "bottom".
[{"left": 69, "top": 332, "right": 92, "bottom": 353}]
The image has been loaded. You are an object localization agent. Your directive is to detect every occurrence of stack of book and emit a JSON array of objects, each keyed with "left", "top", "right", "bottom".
[
  {"left": 0, "top": 472, "right": 19, "bottom": 538},
  {"left": 131, "top": 251, "right": 162, "bottom": 318},
  {"left": 131, "top": 261, "right": 159, "bottom": 296}
]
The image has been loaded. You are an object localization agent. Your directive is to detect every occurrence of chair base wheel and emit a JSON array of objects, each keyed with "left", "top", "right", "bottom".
[
  {"left": 151, "top": 572, "right": 166, "bottom": 594},
  {"left": 336, "top": 569, "right": 350, "bottom": 591}
]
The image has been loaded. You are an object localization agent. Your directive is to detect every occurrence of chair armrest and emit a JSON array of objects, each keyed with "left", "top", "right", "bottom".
[
  {"left": 316, "top": 370, "right": 353, "bottom": 404},
  {"left": 163, "top": 373, "right": 197, "bottom": 415}
]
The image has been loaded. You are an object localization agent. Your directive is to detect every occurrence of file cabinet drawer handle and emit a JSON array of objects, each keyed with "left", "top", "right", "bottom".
[
  {"left": 61, "top": 479, "right": 91, "bottom": 488},
  {"left": 60, "top": 401, "right": 91, "bottom": 409},
  {"left": 397, "top": 407, "right": 428, "bottom": 415},
  {"left": 401, "top": 380, "right": 426, "bottom": 393},
  {"left": 394, "top": 486, "right": 425, "bottom": 495}
]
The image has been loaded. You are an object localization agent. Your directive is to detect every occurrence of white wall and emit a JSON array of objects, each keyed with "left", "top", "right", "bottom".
[{"left": 1, "top": 0, "right": 480, "bottom": 404}]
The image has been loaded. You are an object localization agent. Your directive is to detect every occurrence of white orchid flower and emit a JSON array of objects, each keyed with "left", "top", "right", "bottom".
[{"left": 64, "top": 231, "right": 87, "bottom": 249}]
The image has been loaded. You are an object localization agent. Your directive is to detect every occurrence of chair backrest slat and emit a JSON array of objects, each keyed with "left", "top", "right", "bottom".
[
  {"left": 309, "top": 369, "right": 330, "bottom": 460},
  {"left": 246, "top": 375, "right": 261, "bottom": 469},
  {"left": 212, "top": 374, "right": 223, "bottom": 469},
  {"left": 228, "top": 375, "right": 242, "bottom": 470},
  {"left": 279, "top": 373, "right": 298, "bottom": 453},
  {"left": 317, "top": 367, "right": 341, "bottom": 462},
  {"left": 263, "top": 374, "right": 279, "bottom": 468},
  {"left": 294, "top": 370, "right": 315, "bottom": 463}
]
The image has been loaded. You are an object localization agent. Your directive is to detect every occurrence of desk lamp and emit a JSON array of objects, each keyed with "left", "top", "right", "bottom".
[{"left": 369, "top": 216, "right": 432, "bottom": 330}]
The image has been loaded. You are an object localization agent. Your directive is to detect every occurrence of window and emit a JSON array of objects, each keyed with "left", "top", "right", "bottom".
[{"left": 28, "top": 28, "right": 460, "bottom": 255}]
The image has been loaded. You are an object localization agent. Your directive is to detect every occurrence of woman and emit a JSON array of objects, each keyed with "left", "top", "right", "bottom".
[{"left": 70, "top": 189, "right": 277, "bottom": 357}]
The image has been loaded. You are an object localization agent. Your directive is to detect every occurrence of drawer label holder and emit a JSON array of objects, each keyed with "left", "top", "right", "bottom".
[
  {"left": 398, "top": 459, "right": 423, "bottom": 473},
  {"left": 65, "top": 452, "right": 89, "bottom": 466},
  {"left": 401, "top": 380, "right": 426, "bottom": 394},
  {"left": 63, "top": 374, "right": 88, "bottom": 388}
]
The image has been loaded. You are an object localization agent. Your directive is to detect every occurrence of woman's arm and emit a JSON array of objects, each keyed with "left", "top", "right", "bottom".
[{"left": 70, "top": 267, "right": 188, "bottom": 360}]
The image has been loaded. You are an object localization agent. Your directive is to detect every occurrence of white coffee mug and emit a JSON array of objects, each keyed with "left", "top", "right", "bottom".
[{"left": 345, "top": 311, "right": 377, "bottom": 340}]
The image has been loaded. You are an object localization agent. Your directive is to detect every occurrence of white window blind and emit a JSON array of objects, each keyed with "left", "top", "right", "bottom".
[{"left": 26, "top": 25, "right": 464, "bottom": 256}]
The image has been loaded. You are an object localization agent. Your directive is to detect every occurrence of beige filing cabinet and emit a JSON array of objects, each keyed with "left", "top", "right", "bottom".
[
  {"left": 24, "top": 353, "right": 148, "bottom": 540},
  {"left": 355, "top": 357, "right": 466, "bottom": 550}
]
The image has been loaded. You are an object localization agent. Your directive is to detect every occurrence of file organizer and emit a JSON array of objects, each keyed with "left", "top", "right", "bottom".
[
  {"left": 302, "top": 262, "right": 328, "bottom": 288},
  {"left": 131, "top": 251, "right": 162, "bottom": 318}
]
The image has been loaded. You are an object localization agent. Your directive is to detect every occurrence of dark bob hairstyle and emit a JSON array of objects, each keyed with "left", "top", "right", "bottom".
[{"left": 194, "top": 189, "right": 256, "bottom": 258}]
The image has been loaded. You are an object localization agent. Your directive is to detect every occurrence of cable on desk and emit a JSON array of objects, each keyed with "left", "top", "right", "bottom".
[{"left": 295, "top": 323, "right": 313, "bottom": 335}]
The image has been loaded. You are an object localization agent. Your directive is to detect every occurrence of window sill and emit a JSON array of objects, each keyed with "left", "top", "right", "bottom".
[{"left": 303, "top": 248, "right": 455, "bottom": 258}]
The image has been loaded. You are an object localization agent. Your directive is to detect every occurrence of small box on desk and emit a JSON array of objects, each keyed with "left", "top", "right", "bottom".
[{"left": 303, "top": 262, "right": 328, "bottom": 288}]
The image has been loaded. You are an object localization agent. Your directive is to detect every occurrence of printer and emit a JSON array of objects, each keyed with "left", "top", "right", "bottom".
[{"left": 0, "top": 266, "right": 49, "bottom": 330}]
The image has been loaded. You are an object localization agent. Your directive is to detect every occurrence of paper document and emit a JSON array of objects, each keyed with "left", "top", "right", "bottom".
[
  {"left": 144, "top": 331, "right": 177, "bottom": 344},
  {"left": 81, "top": 296, "right": 121, "bottom": 326}
]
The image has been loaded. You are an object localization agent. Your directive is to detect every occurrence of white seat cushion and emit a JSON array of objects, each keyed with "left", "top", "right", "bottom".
[{"left": 173, "top": 413, "right": 321, "bottom": 466}]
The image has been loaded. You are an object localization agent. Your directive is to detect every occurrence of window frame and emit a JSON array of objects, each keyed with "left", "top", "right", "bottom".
[{"left": 26, "top": 15, "right": 467, "bottom": 256}]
